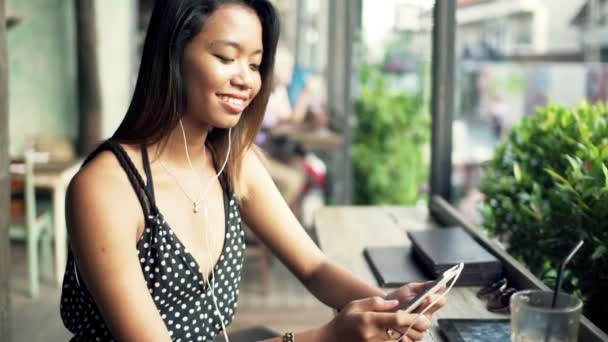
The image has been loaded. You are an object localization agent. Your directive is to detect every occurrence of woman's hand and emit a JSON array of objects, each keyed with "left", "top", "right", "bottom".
[
  {"left": 322, "top": 296, "right": 432, "bottom": 341},
  {"left": 385, "top": 281, "right": 448, "bottom": 318}
]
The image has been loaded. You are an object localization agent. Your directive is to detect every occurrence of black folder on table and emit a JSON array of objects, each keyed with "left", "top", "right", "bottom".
[
  {"left": 407, "top": 227, "right": 503, "bottom": 286},
  {"left": 363, "top": 246, "right": 433, "bottom": 287}
]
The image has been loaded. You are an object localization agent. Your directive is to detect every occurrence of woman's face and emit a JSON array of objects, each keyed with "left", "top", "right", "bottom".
[{"left": 182, "top": 4, "right": 263, "bottom": 128}]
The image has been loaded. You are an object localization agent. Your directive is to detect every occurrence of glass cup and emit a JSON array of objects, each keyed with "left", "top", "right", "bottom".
[{"left": 510, "top": 290, "right": 583, "bottom": 342}]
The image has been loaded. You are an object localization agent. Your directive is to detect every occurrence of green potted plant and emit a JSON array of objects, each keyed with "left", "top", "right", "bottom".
[
  {"left": 352, "top": 63, "right": 429, "bottom": 205},
  {"left": 479, "top": 102, "right": 608, "bottom": 332}
]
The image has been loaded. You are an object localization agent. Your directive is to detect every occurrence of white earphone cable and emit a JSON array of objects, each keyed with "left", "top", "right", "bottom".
[
  {"left": 179, "top": 120, "right": 204, "bottom": 205},
  {"left": 398, "top": 266, "right": 464, "bottom": 342},
  {"left": 179, "top": 121, "right": 232, "bottom": 342},
  {"left": 203, "top": 128, "right": 231, "bottom": 342}
]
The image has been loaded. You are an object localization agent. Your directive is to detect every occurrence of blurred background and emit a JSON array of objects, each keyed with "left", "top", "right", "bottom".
[{"left": 1, "top": 0, "right": 607, "bottom": 340}]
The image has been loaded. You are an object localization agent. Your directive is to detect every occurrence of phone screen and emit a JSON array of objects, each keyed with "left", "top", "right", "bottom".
[{"left": 439, "top": 319, "right": 511, "bottom": 342}]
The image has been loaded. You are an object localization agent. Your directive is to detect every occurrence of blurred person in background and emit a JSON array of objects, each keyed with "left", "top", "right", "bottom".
[
  {"left": 60, "top": 1, "right": 446, "bottom": 341},
  {"left": 256, "top": 45, "right": 307, "bottom": 213},
  {"left": 271, "top": 49, "right": 329, "bottom": 133},
  {"left": 257, "top": 45, "right": 329, "bottom": 218}
]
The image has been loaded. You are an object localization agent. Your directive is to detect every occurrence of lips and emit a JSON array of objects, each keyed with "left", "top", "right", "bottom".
[{"left": 217, "top": 94, "right": 248, "bottom": 114}]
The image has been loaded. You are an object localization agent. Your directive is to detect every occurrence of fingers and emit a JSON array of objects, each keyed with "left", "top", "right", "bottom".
[
  {"left": 397, "top": 337, "right": 415, "bottom": 342},
  {"left": 397, "top": 332, "right": 424, "bottom": 342},
  {"left": 394, "top": 311, "right": 432, "bottom": 332},
  {"left": 405, "top": 281, "right": 435, "bottom": 293},
  {"left": 348, "top": 296, "right": 401, "bottom": 313},
  {"left": 350, "top": 311, "right": 430, "bottom": 342},
  {"left": 383, "top": 327, "right": 405, "bottom": 341},
  {"left": 434, "top": 284, "right": 447, "bottom": 294},
  {"left": 404, "top": 328, "right": 425, "bottom": 341},
  {"left": 372, "top": 311, "right": 432, "bottom": 333},
  {"left": 415, "top": 294, "right": 447, "bottom": 314},
  {"left": 392, "top": 325, "right": 425, "bottom": 341},
  {"left": 388, "top": 329, "right": 422, "bottom": 342}
]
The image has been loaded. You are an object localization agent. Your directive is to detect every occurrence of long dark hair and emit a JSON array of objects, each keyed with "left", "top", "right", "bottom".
[{"left": 113, "top": 0, "right": 280, "bottom": 190}]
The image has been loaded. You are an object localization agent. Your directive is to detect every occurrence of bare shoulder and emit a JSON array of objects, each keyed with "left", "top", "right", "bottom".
[
  {"left": 70, "top": 149, "right": 133, "bottom": 206},
  {"left": 241, "top": 145, "right": 267, "bottom": 168},
  {"left": 67, "top": 148, "right": 142, "bottom": 241},
  {"left": 237, "top": 145, "right": 272, "bottom": 201}
]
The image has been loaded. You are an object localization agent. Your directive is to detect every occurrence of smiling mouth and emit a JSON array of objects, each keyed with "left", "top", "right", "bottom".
[{"left": 218, "top": 95, "right": 247, "bottom": 114}]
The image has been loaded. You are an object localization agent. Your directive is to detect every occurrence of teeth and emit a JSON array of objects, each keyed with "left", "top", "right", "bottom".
[{"left": 219, "top": 95, "right": 244, "bottom": 106}]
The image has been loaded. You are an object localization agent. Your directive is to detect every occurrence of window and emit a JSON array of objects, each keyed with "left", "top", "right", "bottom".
[{"left": 451, "top": 0, "right": 608, "bottom": 221}]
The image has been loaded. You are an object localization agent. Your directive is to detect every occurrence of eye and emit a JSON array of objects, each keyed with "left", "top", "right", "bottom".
[
  {"left": 250, "top": 64, "right": 260, "bottom": 72},
  {"left": 215, "top": 55, "right": 234, "bottom": 63}
]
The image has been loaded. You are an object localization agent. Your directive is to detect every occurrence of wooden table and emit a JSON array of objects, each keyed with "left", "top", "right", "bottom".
[
  {"left": 284, "top": 128, "right": 343, "bottom": 150},
  {"left": 33, "top": 160, "right": 81, "bottom": 285},
  {"left": 269, "top": 126, "right": 344, "bottom": 150},
  {"left": 314, "top": 205, "right": 507, "bottom": 341}
]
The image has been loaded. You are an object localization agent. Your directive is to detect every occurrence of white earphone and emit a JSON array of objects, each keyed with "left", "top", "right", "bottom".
[
  {"left": 179, "top": 121, "right": 232, "bottom": 342},
  {"left": 204, "top": 127, "right": 232, "bottom": 342}
]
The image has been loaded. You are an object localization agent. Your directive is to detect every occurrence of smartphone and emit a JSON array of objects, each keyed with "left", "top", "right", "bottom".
[{"left": 402, "top": 263, "right": 464, "bottom": 313}]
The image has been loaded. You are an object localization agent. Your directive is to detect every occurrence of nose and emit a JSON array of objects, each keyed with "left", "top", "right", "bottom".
[{"left": 231, "top": 62, "right": 255, "bottom": 89}]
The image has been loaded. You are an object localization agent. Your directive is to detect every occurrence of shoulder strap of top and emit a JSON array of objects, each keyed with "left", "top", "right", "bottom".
[
  {"left": 140, "top": 145, "right": 156, "bottom": 201},
  {"left": 83, "top": 140, "right": 159, "bottom": 216}
]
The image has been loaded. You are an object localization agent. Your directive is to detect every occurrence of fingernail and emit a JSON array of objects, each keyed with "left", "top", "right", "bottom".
[{"left": 386, "top": 299, "right": 399, "bottom": 305}]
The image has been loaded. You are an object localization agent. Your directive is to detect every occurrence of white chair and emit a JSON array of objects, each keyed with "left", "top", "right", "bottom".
[{"left": 10, "top": 151, "right": 53, "bottom": 297}]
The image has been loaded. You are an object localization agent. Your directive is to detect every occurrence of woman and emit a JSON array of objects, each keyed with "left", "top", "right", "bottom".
[{"left": 60, "top": 1, "right": 446, "bottom": 341}]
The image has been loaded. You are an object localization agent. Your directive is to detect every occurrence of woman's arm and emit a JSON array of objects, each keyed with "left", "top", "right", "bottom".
[
  {"left": 240, "top": 149, "right": 438, "bottom": 341},
  {"left": 66, "top": 153, "right": 171, "bottom": 341},
  {"left": 239, "top": 149, "right": 385, "bottom": 310}
]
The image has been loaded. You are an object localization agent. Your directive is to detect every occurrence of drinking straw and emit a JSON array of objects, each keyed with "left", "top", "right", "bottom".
[
  {"left": 552, "top": 240, "right": 584, "bottom": 308},
  {"left": 543, "top": 239, "right": 584, "bottom": 342}
]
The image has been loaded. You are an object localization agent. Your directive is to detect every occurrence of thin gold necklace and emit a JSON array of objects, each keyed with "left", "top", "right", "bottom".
[
  {"left": 158, "top": 159, "right": 203, "bottom": 213},
  {"left": 158, "top": 120, "right": 207, "bottom": 213}
]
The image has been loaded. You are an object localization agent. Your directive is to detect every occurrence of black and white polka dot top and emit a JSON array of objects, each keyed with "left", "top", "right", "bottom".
[{"left": 60, "top": 141, "right": 246, "bottom": 341}]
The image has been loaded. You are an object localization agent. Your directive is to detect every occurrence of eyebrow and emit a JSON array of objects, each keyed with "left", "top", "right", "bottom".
[{"left": 209, "top": 40, "right": 263, "bottom": 55}]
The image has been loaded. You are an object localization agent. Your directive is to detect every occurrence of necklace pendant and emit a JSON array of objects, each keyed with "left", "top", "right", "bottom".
[{"left": 193, "top": 202, "right": 200, "bottom": 213}]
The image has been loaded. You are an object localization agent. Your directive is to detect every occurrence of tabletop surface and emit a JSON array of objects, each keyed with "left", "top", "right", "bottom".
[
  {"left": 34, "top": 160, "right": 81, "bottom": 174},
  {"left": 271, "top": 126, "right": 344, "bottom": 149},
  {"left": 314, "top": 206, "right": 507, "bottom": 342},
  {"left": 10, "top": 159, "right": 81, "bottom": 175}
]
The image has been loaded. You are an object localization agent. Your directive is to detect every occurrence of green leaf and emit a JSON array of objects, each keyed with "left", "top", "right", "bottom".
[
  {"left": 592, "top": 245, "right": 607, "bottom": 260},
  {"left": 590, "top": 145, "right": 600, "bottom": 160},
  {"left": 601, "top": 145, "right": 608, "bottom": 160},
  {"left": 565, "top": 155, "right": 580, "bottom": 170},
  {"left": 513, "top": 162, "right": 522, "bottom": 182},
  {"left": 540, "top": 111, "right": 556, "bottom": 130},
  {"left": 522, "top": 205, "right": 542, "bottom": 221},
  {"left": 578, "top": 123, "right": 591, "bottom": 143},
  {"left": 544, "top": 168, "right": 575, "bottom": 192},
  {"left": 602, "top": 163, "right": 608, "bottom": 189},
  {"left": 565, "top": 155, "right": 582, "bottom": 178},
  {"left": 560, "top": 110, "right": 573, "bottom": 127}
]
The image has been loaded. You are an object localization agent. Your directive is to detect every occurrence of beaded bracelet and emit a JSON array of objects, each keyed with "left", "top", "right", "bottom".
[{"left": 282, "top": 332, "right": 295, "bottom": 342}]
